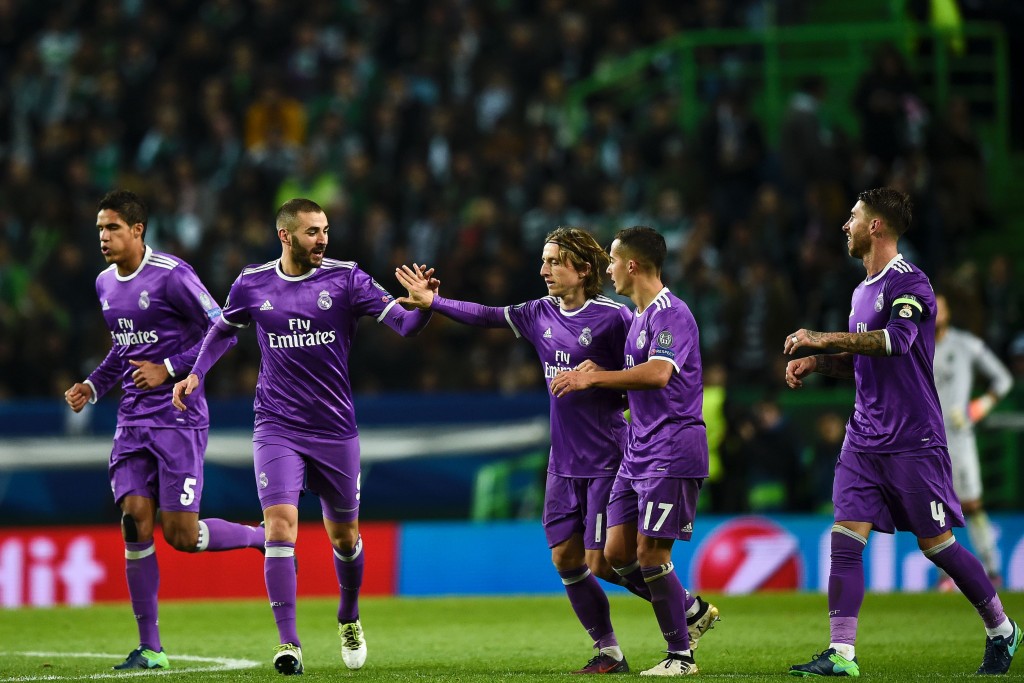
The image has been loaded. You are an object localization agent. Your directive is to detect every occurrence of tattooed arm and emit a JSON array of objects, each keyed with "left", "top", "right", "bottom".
[
  {"left": 812, "top": 353, "right": 855, "bottom": 379},
  {"left": 783, "top": 330, "right": 886, "bottom": 388},
  {"left": 784, "top": 329, "right": 888, "bottom": 357}
]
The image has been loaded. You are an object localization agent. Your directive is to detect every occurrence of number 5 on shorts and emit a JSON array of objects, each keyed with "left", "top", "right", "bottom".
[
  {"left": 930, "top": 500, "right": 946, "bottom": 528},
  {"left": 180, "top": 477, "right": 197, "bottom": 506}
]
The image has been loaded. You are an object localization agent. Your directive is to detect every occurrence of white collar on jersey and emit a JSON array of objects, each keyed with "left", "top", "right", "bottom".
[
  {"left": 863, "top": 253, "right": 905, "bottom": 285},
  {"left": 114, "top": 245, "right": 153, "bottom": 282},
  {"left": 275, "top": 259, "right": 318, "bottom": 282}
]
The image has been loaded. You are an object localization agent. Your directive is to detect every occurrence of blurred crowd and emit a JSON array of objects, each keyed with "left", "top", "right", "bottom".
[{"left": 0, "top": 0, "right": 1021, "bottom": 431}]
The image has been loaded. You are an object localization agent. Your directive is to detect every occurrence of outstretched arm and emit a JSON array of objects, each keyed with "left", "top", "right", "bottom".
[{"left": 395, "top": 263, "right": 506, "bottom": 328}]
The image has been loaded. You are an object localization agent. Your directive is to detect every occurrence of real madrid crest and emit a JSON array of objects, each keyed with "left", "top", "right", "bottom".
[
  {"left": 874, "top": 292, "right": 884, "bottom": 312},
  {"left": 138, "top": 290, "right": 150, "bottom": 310},
  {"left": 317, "top": 289, "right": 333, "bottom": 311},
  {"left": 636, "top": 329, "right": 647, "bottom": 349},
  {"left": 578, "top": 326, "right": 592, "bottom": 347},
  {"left": 898, "top": 304, "right": 912, "bottom": 318}
]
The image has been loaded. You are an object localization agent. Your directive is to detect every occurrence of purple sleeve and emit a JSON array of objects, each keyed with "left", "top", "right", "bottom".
[
  {"left": 430, "top": 296, "right": 507, "bottom": 327},
  {"left": 191, "top": 317, "right": 239, "bottom": 382},
  {"left": 380, "top": 303, "right": 432, "bottom": 337},
  {"left": 86, "top": 345, "right": 122, "bottom": 399},
  {"left": 884, "top": 317, "right": 919, "bottom": 356},
  {"left": 164, "top": 265, "right": 227, "bottom": 375}
]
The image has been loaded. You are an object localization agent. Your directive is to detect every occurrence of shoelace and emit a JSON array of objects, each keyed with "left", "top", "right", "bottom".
[
  {"left": 341, "top": 624, "right": 363, "bottom": 648},
  {"left": 275, "top": 644, "right": 299, "bottom": 655}
]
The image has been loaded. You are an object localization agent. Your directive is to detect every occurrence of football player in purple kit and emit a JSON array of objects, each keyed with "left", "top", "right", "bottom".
[
  {"left": 171, "top": 198, "right": 431, "bottom": 676},
  {"left": 550, "top": 226, "right": 718, "bottom": 677},
  {"left": 397, "top": 226, "right": 648, "bottom": 674},
  {"left": 64, "top": 190, "right": 265, "bottom": 671},
  {"left": 783, "top": 187, "right": 1020, "bottom": 677}
]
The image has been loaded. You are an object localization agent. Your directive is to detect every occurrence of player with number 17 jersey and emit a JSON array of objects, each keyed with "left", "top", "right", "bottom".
[{"left": 618, "top": 288, "right": 708, "bottom": 480}]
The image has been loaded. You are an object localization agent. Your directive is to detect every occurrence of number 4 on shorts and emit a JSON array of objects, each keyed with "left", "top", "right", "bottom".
[{"left": 931, "top": 500, "right": 946, "bottom": 527}]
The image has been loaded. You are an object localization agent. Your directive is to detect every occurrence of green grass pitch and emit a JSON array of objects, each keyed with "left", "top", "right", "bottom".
[{"left": 2, "top": 592, "right": 1023, "bottom": 681}]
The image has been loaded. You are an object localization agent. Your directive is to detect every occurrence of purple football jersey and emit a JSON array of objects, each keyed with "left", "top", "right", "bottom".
[
  {"left": 507, "top": 295, "right": 631, "bottom": 477},
  {"left": 219, "top": 258, "right": 399, "bottom": 439},
  {"left": 844, "top": 254, "right": 946, "bottom": 453},
  {"left": 619, "top": 288, "right": 708, "bottom": 479},
  {"left": 89, "top": 246, "right": 222, "bottom": 428}
]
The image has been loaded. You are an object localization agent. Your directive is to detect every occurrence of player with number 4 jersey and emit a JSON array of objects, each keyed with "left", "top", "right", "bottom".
[{"left": 783, "top": 188, "right": 1019, "bottom": 677}]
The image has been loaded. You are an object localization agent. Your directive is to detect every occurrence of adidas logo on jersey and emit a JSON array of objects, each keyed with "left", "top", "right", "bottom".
[
  {"left": 260, "top": 300, "right": 274, "bottom": 311},
  {"left": 543, "top": 328, "right": 552, "bottom": 338}
]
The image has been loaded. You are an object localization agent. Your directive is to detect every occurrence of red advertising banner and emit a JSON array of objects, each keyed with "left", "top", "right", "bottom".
[{"left": 0, "top": 522, "right": 397, "bottom": 608}]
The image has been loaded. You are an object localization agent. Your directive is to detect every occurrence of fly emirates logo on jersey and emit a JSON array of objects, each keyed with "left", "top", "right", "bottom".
[
  {"left": 267, "top": 317, "right": 337, "bottom": 349},
  {"left": 543, "top": 350, "right": 574, "bottom": 379},
  {"left": 110, "top": 317, "right": 159, "bottom": 346}
]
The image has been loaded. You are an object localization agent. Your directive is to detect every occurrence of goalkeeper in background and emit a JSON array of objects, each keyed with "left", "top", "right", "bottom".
[{"left": 933, "top": 292, "right": 1013, "bottom": 588}]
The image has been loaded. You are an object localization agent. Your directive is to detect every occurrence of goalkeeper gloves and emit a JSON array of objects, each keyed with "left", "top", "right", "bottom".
[{"left": 968, "top": 394, "right": 997, "bottom": 423}]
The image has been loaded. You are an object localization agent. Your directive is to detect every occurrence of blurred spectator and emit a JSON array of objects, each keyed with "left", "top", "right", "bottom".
[{"left": 853, "top": 42, "right": 923, "bottom": 170}]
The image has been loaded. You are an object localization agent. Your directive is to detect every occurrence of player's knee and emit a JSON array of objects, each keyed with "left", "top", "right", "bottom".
[
  {"left": 603, "top": 545, "right": 633, "bottom": 570},
  {"left": 121, "top": 513, "right": 139, "bottom": 543}
]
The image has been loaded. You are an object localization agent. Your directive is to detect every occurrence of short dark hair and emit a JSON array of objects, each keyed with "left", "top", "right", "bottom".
[
  {"left": 858, "top": 187, "right": 912, "bottom": 237},
  {"left": 98, "top": 190, "right": 148, "bottom": 235},
  {"left": 613, "top": 225, "right": 666, "bottom": 274},
  {"left": 276, "top": 198, "right": 325, "bottom": 232},
  {"left": 544, "top": 226, "right": 609, "bottom": 299}
]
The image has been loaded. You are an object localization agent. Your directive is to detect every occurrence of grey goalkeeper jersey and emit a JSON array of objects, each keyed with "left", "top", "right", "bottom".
[{"left": 933, "top": 327, "right": 1013, "bottom": 433}]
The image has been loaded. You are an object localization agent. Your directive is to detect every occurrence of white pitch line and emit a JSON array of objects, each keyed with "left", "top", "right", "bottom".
[{"left": 0, "top": 652, "right": 260, "bottom": 681}]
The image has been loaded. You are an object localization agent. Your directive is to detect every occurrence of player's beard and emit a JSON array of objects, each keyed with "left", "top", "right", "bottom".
[{"left": 290, "top": 242, "right": 325, "bottom": 271}]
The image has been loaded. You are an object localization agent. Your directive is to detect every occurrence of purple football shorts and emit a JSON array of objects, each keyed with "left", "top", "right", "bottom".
[
  {"left": 253, "top": 427, "right": 361, "bottom": 523},
  {"left": 543, "top": 472, "right": 615, "bottom": 550},
  {"left": 607, "top": 474, "right": 701, "bottom": 541},
  {"left": 109, "top": 425, "right": 206, "bottom": 513},
  {"left": 833, "top": 447, "right": 964, "bottom": 536}
]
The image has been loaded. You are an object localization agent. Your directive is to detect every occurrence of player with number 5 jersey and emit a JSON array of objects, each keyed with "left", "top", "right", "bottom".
[
  {"left": 63, "top": 191, "right": 265, "bottom": 672},
  {"left": 783, "top": 188, "right": 1020, "bottom": 677}
]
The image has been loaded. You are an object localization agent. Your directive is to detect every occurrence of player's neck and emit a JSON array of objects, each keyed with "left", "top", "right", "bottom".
[
  {"left": 862, "top": 242, "right": 899, "bottom": 278},
  {"left": 116, "top": 245, "right": 146, "bottom": 277},
  {"left": 280, "top": 254, "right": 314, "bottom": 277},
  {"left": 559, "top": 288, "right": 587, "bottom": 311},
  {"left": 631, "top": 277, "right": 666, "bottom": 314}
]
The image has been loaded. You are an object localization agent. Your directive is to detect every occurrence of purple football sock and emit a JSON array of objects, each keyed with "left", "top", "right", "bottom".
[
  {"left": 125, "top": 541, "right": 161, "bottom": 651},
  {"left": 927, "top": 539, "right": 1005, "bottom": 628},
  {"left": 197, "top": 519, "right": 265, "bottom": 551},
  {"left": 612, "top": 560, "right": 653, "bottom": 601},
  {"left": 559, "top": 566, "right": 616, "bottom": 647},
  {"left": 333, "top": 536, "right": 364, "bottom": 624},
  {"left": 828, "top": 528, "right": 866, "bottom": 646},
  {"left": 265, "top": 541, "right": 300, "bottom": 645},
  {"left": 642, "top": 563, "right": 690, "bottom": 652}
]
